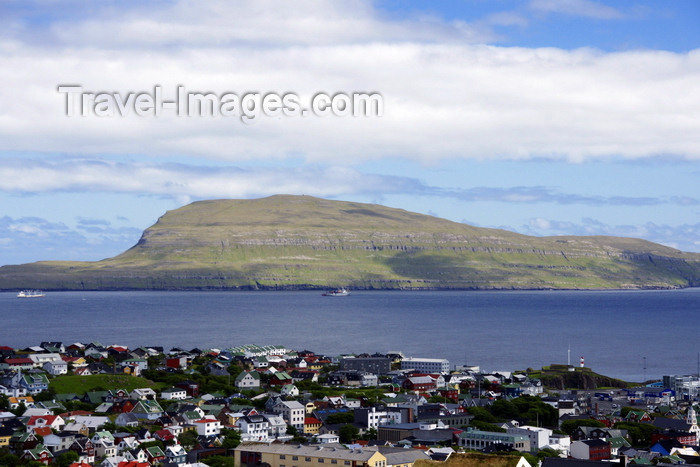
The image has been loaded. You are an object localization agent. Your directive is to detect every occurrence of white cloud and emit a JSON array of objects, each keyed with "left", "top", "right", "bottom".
[{"left": 0, "top": 1, "right": 698, "bottom": 167}]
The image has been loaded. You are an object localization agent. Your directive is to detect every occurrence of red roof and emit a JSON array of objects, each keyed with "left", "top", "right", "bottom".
[
  {"left": 305, "top": 417, "right": 322, "bottom": 425},
  {"left": 33, "top": 426, "right": 53, "bottom": 437},
  {"left": 117, "top": 462, "right": 150, "bottom": 467},
  {"left": 28, "top": 415, "right": 58, "bottom": 426},
  {"left": 5, "top": 358, "right": 33, "bottom": 364}
]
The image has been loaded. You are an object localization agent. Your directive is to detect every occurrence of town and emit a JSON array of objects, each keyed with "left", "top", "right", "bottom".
[{"left": 0, "top": 342, "right": 699, "bottom": 467}]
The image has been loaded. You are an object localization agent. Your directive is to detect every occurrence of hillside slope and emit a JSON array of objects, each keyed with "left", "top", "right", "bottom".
[{"left": 1, "top": 195, "right": 699, "bottom": 290}]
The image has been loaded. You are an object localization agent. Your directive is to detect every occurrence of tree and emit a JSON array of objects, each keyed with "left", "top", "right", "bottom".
[
  {"left": 325, "top": 412, "right": 354, "bottom": 425},
  {"left": 361, "top": 428, "right": 378, "bottom": 440},
  {"left": 0, "top": 394, "right": 9, "bottom": 411},
  {"left": 33, "top": 387, "right": 57, "bottom": 402},
  {"left": 203, "top": 456, "right": 236, "bottom": 467},
  {"left": 178, "top": 430, "right": 199, "bottom": 450},
  {"left": 467, "top": 406, "right": 497, "bottom": 423},
  {"left": 339, "top": 424, "right": 359, "bottom": 443},
  {"left": 613, "top": 422, "right": 655, "bottom": 447},
  {"left": 220, "top": 428, "right": 241, "bottom": 451},
  {"left": 54, "top": 450, "right": 79, "bottom": 467}
]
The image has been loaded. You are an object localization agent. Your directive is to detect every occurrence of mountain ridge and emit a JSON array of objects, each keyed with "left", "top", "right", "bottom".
[{"left": 1, "top": 195, "right": 699, "bottom": 291}]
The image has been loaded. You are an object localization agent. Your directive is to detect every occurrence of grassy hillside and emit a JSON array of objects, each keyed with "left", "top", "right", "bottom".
[{"left": 1, "top": 195, "right": 699, "bottom": 290}]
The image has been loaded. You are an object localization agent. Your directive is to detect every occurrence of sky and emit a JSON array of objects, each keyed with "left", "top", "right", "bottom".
[{"left": 1, "top": 0, "right": 699, "bottom": 266}]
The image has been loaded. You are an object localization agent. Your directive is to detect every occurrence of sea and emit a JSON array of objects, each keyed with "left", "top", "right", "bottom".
[{"left": 1, "top": 288, "right": 699, "bottom": 383}]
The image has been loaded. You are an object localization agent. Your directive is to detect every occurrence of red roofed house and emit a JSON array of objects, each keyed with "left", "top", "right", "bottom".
[
  {"left": 4, "top": 358, "right": 34, "bottom": 371},
  {"left": 304, "top": 417, "right": 323, "bottom": 435},
  {"left": 28, "top": 414, "right": 65, "bottom": 432},
  {"left": 195, "top": 417, "right": 221, "bottom": 436}
]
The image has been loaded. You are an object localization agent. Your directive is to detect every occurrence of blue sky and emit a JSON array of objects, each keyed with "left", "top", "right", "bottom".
[{"left": 1, "top": 0, "right": 699, "bottom": 266}]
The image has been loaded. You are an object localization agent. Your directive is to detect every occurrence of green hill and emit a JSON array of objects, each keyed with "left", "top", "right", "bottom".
[{"left": 1, "top": 195, "right": 699, "bottom": 290}]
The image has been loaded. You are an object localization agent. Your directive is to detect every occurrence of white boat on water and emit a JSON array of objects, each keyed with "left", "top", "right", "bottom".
[
  {"left": 322, "top": 288, "right": 349, "bottom": 297},
  {"left": 17, "top": 290, "right": 45, "bottom": 298}
]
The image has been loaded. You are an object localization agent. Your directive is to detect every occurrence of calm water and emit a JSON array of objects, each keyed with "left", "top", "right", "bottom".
[{"left": 1, "top": 289, "right": 699, "bottom": 382}]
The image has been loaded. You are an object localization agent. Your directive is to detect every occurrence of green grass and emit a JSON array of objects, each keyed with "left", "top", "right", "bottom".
[{"left": 50, "top": 374, "right": 164, "bottom": 395}]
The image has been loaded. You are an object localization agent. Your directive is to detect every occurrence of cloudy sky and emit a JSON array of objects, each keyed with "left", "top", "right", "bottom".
[{"left": 1, "top": 0, "right": 699, "bottom": 266}]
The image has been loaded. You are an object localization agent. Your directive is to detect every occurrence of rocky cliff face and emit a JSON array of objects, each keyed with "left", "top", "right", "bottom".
[{"left": 1, "top": 195, "right": 700, "bottom": 290}]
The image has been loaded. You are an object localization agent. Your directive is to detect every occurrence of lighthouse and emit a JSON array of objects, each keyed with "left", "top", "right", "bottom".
[{"left": 580, "top": 356, "right": 585, "bottom": 368}]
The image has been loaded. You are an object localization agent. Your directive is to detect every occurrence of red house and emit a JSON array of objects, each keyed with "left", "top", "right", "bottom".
[{"left": 402, "top": 376, "right": 437, "bottom": 392}]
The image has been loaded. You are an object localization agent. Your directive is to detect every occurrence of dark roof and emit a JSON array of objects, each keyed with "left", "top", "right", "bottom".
[{"left": 542, "top": 458, "right": 612, "bottom": 467}]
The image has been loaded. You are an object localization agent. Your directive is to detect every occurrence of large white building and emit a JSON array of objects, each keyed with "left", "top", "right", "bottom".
[
  {"left": 506, "top": 425, "right": 553, "bottom": 452},
  {"left": 400, "top": 357, "right": 450, "bottom": 374}
]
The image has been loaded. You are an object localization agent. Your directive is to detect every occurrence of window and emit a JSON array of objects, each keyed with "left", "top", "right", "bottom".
[
  {"left": 280, "top": 455, "right": 286, "bottom": 460},
  {"left": 319, "top": 459, "right": 325, "bottom": 463},
  {"left": 331, "top": 460, "right": 338, "bottom": 464},
  {"left": 293, "top": 456, "right": 299, "bottom": 461},
  {"left": 306, "top": 458, "right": 311, "bottom": 462}
]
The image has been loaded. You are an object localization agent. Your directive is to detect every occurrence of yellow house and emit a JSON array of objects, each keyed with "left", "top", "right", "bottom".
[
  {"left": 0, "top": 429, "right": 12, "bottom": 447},
  {"left": 236, "top": 442, "right": 388, "bottom": 467},
  {"left": 304, "top": 416, "right": 323, "bottom": 435}
]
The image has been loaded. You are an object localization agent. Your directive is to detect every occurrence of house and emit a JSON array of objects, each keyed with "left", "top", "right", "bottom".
[
  {"left": 28, "top": 353, "right": 63, "bottom": 366},
  {"left": 280, "top": 384, "right": 300, "bottom": 397},
  {"left": 20, "top": 443, "right": 53, "bottom": 465},
  {"left": 265, "top": 413, "right": 291, "bottom": 441},
  {"left": 70, "top": 436, "right": 96, "bottom": 465},
  {"left": 161, "top": 387, "right": 189, "bottom": 400},
  {"left": 458, "top": 429, "right": 531, "bottom": 452},
  {"left": 290, "top": 369, "right": 319, "bottom": 384},
  {"left": 507, "top": 426, "right": 554, "bottom": 452},
  {"left": 402, "top": 376, "right": 438, "bottom": 392},
  {"left": 142, "top": 445, "right": 166, "bottom": 464},
  {"left": 235, "top": 371, "right": 261, "bottom": 390},
  {"left": 175, "top": 380, "right": 200, "bottom": 397},
  {"left": 27, "top": 414, "right": 66, "bottom": 432},
  {"left": 92, "top": 431, "right": 117, "bottom": 459},
  {"left": 304, "top": 416, "right": 323, "bottom": 435},
  {"left": 129, "top": 388, "right": 157, "bottom": 401},
  {"left": 270, "top": 371, "right": 293, "bottom": 386},
  {"left": 115, "top": 413, "right": 140, "bottom": 427},
  {"left": 570, "top": 439, "right": 611, "bottom": 461},
  {"left": 236, "top": 412, "right": 270, "bottom": 442},
  {"left": 130, "top": 400, "right": 164, "bottom": 420},
  {"left": 10, "top": 431, "right": 39, "bottom": 452},
  {"left": 269, "top": 399, "right": 305, "bottom": 431},
  {"left": 43, "top": 359, "right": 69, "bottom": 375},
  {"left": 43, "top": 432, "right": 77, "bottom": 453},
  {"left": 195, "top": 416, "right": 222, "bottom": 436},
  {"left": 2, "top": 358, "right": 35, "bottom": 371},
  {"left": 165, "top": 444, "right": 188, "bottom": 465},
  {"left": 14, "top": 371, "right": 50, "bottom": 394}
]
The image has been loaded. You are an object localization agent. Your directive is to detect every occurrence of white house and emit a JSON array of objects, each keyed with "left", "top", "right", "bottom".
[
  {"left": 507, "top": 426, "right": 553, "bottom": 452},
  {"left": 269, "top": 399, "right": 305, "bottom": 431},
  {"left": 235, "top": 371, "right": 261, "bottom": 389},
  {"left": 161, "top": 387, "right": 189, "bottom": 400},
  {"left": 43, "top": 360, "right": 68, "bottom": 375},
  {"left": 280, "top": 384, "right": 300, "bottom": 397},
  {"left": 194, "top": 417, "right": 221, "bottom": 437},
  {"left": 236, "top": 413, "right": 270, "bottom": 442},
  {"left": 129, "top": 388, "right": 157, "bottom": 401},
  {"left": 28, "top": 353, "right": 63, "bottom": 367}
]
